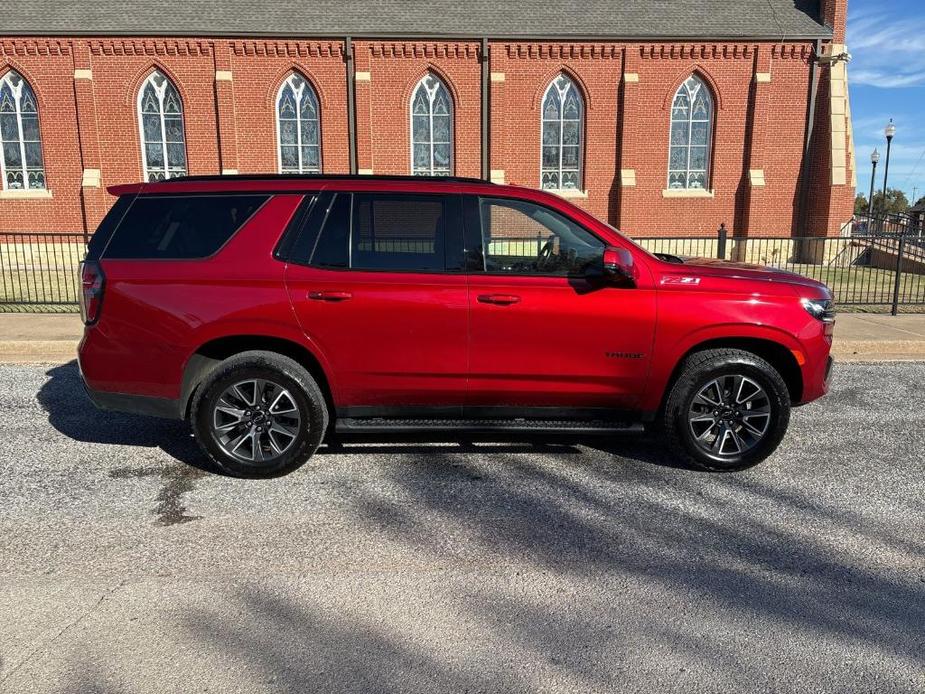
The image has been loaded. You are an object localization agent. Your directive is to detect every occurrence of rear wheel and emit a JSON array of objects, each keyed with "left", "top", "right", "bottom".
[
  {"left": 190, "top": 351, "right": 328, "bottom": 477},
  {"left": 662, "top": 348, "right": 791, "bottom": 471}
]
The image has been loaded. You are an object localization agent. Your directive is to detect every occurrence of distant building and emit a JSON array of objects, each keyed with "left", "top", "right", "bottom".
[{"left": 0, "top": 0, "right": 854, "bottom": 237}]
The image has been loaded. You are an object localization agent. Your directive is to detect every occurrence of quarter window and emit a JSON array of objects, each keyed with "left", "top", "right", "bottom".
[
  {"left": 540, "top": 74, "right": 583, "bottom": 191},
  {"left": 138, "top": 71, "right": 187, "bottom": 182},
  {"left": 668, "top": 76, "right": 714, "bottom": 190},
  {"left": 475, "top": 198, "right": 604, "bottom": 277},
  {"left": 277, "top": 73, "right": 321, "bottom": 174},
  {"left": 103, "top": 195, "right": 268, "bottom": 259},
  {"left": 0, "top": 70, "right": 46, "bottom": 191},
  {"left": 410, "top": 74, "right": 453, "bottom": 176}
]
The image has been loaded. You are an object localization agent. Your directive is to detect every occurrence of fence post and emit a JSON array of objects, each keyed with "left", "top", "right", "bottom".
[
  {"left": 717, "top": 223, "right": 727, "bottom": 260},
  {"left": 891, "top": 234, "right": 905, "bottom": 316}
]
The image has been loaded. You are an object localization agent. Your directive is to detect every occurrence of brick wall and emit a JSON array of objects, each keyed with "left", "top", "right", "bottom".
[{"left": 0, "top": 32, "right": 853, "bottom": 238}]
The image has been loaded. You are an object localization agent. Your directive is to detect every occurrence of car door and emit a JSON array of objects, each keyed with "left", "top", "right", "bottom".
[
  {"left": 285, "top": 190, "right": 469, "bottom": 412},
  {"left": 463, "top": 195, "right": 656, "bottom": 413}
]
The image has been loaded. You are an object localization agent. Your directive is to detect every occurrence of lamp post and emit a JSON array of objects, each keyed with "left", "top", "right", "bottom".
[
  {"left": 868, "top": 148, "right": 880, "bottom": 218},
  {"left": 881, "top": 119, "right": 896, "bottom": 210}
]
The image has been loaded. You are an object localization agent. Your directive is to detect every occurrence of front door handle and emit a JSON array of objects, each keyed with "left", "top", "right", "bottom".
[
  {"left": 308, "top": 291, "right": 353, "bottom": 302},
  {"left": 477, "top": 294, "right": 521, "bottom": 306}
]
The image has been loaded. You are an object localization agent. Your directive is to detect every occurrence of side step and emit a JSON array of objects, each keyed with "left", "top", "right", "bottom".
[{"left": 335, "top": 417, "right": 645, "bottom": 435}]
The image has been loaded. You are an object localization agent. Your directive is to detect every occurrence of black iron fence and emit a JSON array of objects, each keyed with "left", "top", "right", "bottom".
[{"left": 2, "top": 227, "right": 925, "bottom": 313}]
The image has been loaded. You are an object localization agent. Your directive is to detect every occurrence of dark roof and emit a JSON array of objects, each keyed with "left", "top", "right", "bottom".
[
  {"left": 911, "top": 202, "right": 925, "bottom": 213},
  {"left": 2, "top": 1, "right": 832, "bottom": 40}
]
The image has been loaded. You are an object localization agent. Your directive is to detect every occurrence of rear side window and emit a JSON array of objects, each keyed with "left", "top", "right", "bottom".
[
  {"left": 103, "top": 194, "right": 268, "bottom": 259},
  {"left": 86, "top": 195, "right": 135, "bottom": 261},
  {"left": 351, "top": 194, "right": 446, "bottom": 272}
]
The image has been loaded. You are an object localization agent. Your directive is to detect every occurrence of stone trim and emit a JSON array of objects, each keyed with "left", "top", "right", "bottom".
[
  {"left": 620, "top": 169, "right": 636, "bottom": 187},
  {"left": 489, "top": 169, "right": 505, "bottom": 183},
  {"left": 754, "top": 72, "right": 771, "bottom": 83},
  {"left": 358, "top": 168, "right": 374, "bottom": 175},
  {"left": 81, "top": 169, "right": 101, "bottom": 187},
  {"left": 749, "top": 169, "right": 766, "bottom": 187},
  {"left": 553, "top": 188, "right": 588, "bottom": 199},
  {"left": 661, "top": 188, "right": 715, "bottom": 199},
  {"left": 355, "top": 71, "right": 371, "bottom": 82},
  {"left": 73, "top": 68, "right": 93, "bottom": 80},
  {"left": 490, "top": 72, "right": 505, "bottom": 82},
  {"left": 214, "top": 70, "right": 233, "bottom": 82},
  {"left": 623, "top": 72, "right": 640, "bottom": 83},
  {"left": 221, "top": 168, "right": 238, "bottom": 175},
  {"left": 0, "top": 189, "right": 53, "bottom": 199}
]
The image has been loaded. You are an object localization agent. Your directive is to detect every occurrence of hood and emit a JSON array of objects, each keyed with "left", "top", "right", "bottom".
[{"left": 671, "top": 256, "right": 830, "bottom": 294}]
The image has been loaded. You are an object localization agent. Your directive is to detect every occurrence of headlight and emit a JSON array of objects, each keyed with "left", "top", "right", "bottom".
[{"left": 801, "top": 298, "right": 835, "bottom": 323}]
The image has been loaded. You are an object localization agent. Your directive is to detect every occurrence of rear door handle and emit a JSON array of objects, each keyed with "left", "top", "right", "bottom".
[
  {"left": 308, "top": 291, "right": 353, "bottom": 302},
  {"left": 477, "top": 294, "right": 521, "bottom": 306}
]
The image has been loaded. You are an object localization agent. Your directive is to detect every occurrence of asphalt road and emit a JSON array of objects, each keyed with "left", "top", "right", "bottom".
[{"left": 1, "top": 361, "right": 923, "bottom": 693}]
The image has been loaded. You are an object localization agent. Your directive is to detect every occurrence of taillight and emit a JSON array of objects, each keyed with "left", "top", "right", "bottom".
[{"left": 78, "top": 261, "right": 105, "bottom": 325}]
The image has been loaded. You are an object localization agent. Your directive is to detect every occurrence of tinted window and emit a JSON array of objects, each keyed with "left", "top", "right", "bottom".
[
  {"left": 351, "top": 194, "right": 447, "bottom": 272},
  {"left": 86, "top": 195, "right": 135, "bottom": 261},
  {"left": 103, "top": 194, "right": 268, "bottom": 259},
  {"left": 475, "top": 197, "right": 604, "bottom": 276},
  {"left": 310, "top": 193, "right": 351, "bottom": 269}
]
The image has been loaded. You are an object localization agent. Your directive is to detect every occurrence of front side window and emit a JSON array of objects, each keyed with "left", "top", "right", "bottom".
[
  {"left": 0, "top": 70, "right": 46, "bottom": 190},
  {"left": 138, "top": 71, "right": 187, "bottom": 182},
  {"left": 277, "top": 73, "right": 321, "bottom": 174},
  {"left": 103, "top": 195, "right": 268, "bottom": 259},
  {"left": 668, "top": 76, "right": 714, "bottom": 190},
  {"left": 475, "top": 197, "right": 604, "bottom": 276},
  {"left": 541, "top": 74, "right": 583, "bottom": 191},
  {"left": 410, "top": 74, "right": 453, "bottom": 176}
]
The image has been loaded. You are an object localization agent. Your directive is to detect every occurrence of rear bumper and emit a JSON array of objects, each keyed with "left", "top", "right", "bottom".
[{"left": 82, "top": 381, "right": 183, "bottom": 420}]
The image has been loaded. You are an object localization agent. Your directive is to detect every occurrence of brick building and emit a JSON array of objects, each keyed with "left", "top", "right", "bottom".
[{"left": 0, "top": 0, "right": 854, "bottom": 238}]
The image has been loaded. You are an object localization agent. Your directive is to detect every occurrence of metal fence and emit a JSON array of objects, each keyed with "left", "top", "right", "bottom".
[{"left": 2, "top": 226, "right": 925, "bottom": 313}]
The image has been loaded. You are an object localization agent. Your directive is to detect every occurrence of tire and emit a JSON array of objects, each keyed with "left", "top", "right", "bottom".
[
  {"left": 190, "top": 350, "right": 328, "bottom": 478},
  {"left": 661, "top": 348, "right": 791, "bottom": 472}
]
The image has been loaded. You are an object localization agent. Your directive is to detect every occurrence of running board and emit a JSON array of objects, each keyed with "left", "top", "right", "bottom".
[{"left": 335, "top": 417, "right": 645, "bottom": 435}]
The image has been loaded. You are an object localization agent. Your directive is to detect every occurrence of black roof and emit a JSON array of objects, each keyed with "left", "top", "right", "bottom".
[{"left": 2, "top": 1, "right": 832, "bottom": 40}]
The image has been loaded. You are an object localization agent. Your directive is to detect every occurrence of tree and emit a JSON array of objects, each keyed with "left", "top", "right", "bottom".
[
  {"left": 914, "top": 196, "right": 925, "bottom": 210},
  {"left": 869, "top": 188, "right": 910, "bottom": 215},
  {"left": 854, "top": 194, "right": 869, "bottom": 215}
]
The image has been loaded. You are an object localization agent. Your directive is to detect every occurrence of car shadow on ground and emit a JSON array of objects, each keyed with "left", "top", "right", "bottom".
[{"left": 37, "top": 360, "right": 692, "bottom": 476}]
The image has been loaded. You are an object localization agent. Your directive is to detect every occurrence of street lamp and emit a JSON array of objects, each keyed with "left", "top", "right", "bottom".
[
  {"left": 881, "top": 119, "right": 896, "bottom": 211},
  {"left": 868, "top": 148, "right": 880, "bottom": 218}
]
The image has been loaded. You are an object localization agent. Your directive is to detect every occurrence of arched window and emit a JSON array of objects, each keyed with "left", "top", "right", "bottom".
[
  {"left": 541, "top": 74, "right": 583, "bottom": 191},
  {"left": 668, "top": 75, "right": 714, "bottom": 190},
  {"left": 410, "top": 74, "right": 452, "bottom": 176},
  {"left": 277, "top": 73, "right": 321, "bottom": 174},
  {"left": 138, "top": 71, "right": 187, "bottom": 182},
  {"left": 0, "top": 70, "right": 45, "bottom": 190}
]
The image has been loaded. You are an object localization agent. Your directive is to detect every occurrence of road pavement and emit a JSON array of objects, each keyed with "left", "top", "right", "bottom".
[{"left": 1, "top": 361, "right": 923, "bottom": 693}]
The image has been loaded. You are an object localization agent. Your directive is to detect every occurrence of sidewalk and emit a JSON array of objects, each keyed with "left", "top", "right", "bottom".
[{"left": 1, "top": 312, "right": 925, "bottom": 364}]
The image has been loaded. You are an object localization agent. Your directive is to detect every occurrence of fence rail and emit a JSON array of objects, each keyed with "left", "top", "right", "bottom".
[{"left": 2, "top": 227, "right": 925, "bottom": 313}]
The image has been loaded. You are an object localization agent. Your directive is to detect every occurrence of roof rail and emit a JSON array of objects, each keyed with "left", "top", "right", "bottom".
[{"left": 159, "top": 173, "right": 492, "bottom": 185}]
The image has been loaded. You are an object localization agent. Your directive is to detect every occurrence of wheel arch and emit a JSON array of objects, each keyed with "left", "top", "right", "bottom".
[
  {"left": 180, "top": 335, "right": 336, "bottom": 419},
  {"left": 661, "top": 337, "right": 803, "bottom": 410}
]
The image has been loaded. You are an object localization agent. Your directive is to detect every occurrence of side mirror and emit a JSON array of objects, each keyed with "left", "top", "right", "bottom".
[{"left": 602, "top": 246, "right": 636, "bottom": 286}]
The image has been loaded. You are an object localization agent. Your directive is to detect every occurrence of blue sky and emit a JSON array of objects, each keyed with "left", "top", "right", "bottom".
[{"left": 848, "top": 0, "right": 925, "bottom": 204}]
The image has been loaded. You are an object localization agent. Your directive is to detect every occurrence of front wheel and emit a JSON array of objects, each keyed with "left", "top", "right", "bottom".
[
  {"left": 190, "top": 351, "right": 328, "bottom": 478},
  {"left": 662, "top": 349, "right": 791, "bottom": 472}
]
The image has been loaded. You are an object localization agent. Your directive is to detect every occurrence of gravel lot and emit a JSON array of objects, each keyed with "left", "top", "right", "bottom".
[{"left": 1, "top": 361, "right": 923, "bottom": 693}]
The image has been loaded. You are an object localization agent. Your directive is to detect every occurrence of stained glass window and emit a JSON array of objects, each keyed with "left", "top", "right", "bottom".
[
  {"left": 410, "top": 74, "right": 453, "bottom": 176},
  {"left": 540, "top": 74, "right": 583, "bottom": 191},
  {"left": 277, "top": 73, "right": 321, "bottom": 174},
  {"left": 668, "top": 76, "right": 714, "bottom": 190},
  {"left": 138, "top": 71, "right": 187, "bottom": 182},
  {"left": 0, "top": 71, "right": 45, "bottom": 190}
]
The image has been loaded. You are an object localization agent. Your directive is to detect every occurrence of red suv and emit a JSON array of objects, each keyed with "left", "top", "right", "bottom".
[{"left": 78, "top": 175, "right": 834, "bottom": 477}]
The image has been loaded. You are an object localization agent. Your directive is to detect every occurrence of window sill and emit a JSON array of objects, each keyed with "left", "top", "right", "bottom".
[
  {"left": 549, "top": 188, "right": 589, "bottom": 200},
  {"left": 0, "top": 189, "right": 53, "bottom": 200},
  {"left": 661, "top": 188, "right": 715, "bottom": 199}
]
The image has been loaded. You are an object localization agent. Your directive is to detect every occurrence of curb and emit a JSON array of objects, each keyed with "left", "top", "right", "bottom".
[
  {"left": 0, "top": 340, "right": 79, "bottom": 364},
  {"left": 831, "top": 340, "right": 925, "bottom": 362}
]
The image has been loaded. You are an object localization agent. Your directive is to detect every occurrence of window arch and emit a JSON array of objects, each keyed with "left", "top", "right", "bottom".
[
  {"left": 541, "top": 74, "right": 583, "bottom": 191},
  {"left": 410, "top": 73, "right": 453, "bottom": 176},
  {"left": 668, "top": 75, "right": 714, "bottom": 190},
  {"left": 0, "top": 70, "right": 45, "bottom": 190},
  {"left": 137, "top": 71, "right": 187, "bottom": 182},
  {"left": 277, "top": 73, "right": 321, "bottom": 174}
]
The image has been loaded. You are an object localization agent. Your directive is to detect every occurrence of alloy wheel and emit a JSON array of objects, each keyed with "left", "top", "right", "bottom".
[
  {"left": 687, "top": 374, "right": 771, "bottom": 458},
  {"left": 210, "top": 379, "right": 302, "bottom": 464}
]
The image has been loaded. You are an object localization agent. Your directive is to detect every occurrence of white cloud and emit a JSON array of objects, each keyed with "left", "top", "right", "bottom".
[{"left": 847, "top": 11, "right": 925, "bottom": 88}]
